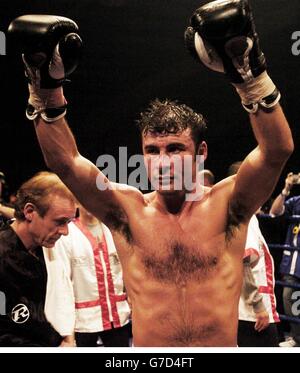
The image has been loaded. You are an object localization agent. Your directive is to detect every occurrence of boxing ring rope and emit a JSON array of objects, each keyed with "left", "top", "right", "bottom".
[
  {"left": 258, "top": 213, "right": 300, "bottom": 325},
  {"left": 268, "top": 244, "right": 300, "bottom": 252},
  {"left": 275, "top": 280, "right": 300, "bottom": 291},
  {"left": 278, "top": 315, "right": 300, "bottom": 324},
  {"left": 259, "top": 214, "right": 300, "bottom": 224}
]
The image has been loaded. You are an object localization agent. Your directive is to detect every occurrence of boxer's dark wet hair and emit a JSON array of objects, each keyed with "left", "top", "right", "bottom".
[{"left": 136, "top": 99, "right": 207, "bottom": 149}]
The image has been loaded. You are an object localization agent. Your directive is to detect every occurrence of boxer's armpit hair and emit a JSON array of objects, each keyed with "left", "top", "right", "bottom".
[
  {"left": 226, "top": 200, "right": 249, "bottom": 240},
  {"left": 105, "top": 204, "right": 132, "bottom": 243}
]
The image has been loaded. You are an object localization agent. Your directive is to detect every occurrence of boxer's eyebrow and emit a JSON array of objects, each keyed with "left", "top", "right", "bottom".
[
  {"left": 166, "top": 143, "right": 186, "bottom": 151},
  {"left": 144, "top": 145, "right": 159, "bottom": 153}
]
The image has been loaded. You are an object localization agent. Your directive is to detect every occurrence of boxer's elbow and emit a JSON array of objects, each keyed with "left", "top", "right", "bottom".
[
  {"left": 278, "top": 126, "right": 294, "bottom": 159},
  {"left": 264, "top": 137, "right": 294, "bottom": 167},
  {"left": 275, "top": 137, "right": 294, "bottom": 163},
  {"left": 284, "top": 136, "right": 294, "bottom": 158}
]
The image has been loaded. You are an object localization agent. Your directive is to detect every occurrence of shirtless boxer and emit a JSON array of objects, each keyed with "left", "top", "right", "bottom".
[{"left": 9, "top": 0, "right": 293, "bottom": 346}]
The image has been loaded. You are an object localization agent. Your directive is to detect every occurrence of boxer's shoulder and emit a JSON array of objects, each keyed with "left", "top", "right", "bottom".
[
  {"left": 208, "top": 175, "right": 236, "bottom": 201},
  {"left": 102, "top": 183, "right": 147, "bottom": 223}
]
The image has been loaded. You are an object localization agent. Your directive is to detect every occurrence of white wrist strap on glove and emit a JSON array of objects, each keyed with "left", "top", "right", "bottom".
[
  {"left": 26, "top": 104, "right": 67, "bottom": 123},
  {"left": 23, "top": 47, "right": 67, "bottom": 123},
  {"left": 233, "top": 71, "right": 281, "bottom": 113},
  {"left": 26, "top": 84, "right": 67, "bottom": 122},
  {"left": 27, "top": 84, "right": 66, "bottom": 111}
]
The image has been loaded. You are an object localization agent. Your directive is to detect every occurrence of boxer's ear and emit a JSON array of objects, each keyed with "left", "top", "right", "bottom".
[{"left": 197, "top": 141, "right": 207, "bottom": 160}]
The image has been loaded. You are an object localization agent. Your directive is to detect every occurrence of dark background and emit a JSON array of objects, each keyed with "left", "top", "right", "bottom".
[{"left": 0, "top": 0, "right": 299, "bottom": 196}]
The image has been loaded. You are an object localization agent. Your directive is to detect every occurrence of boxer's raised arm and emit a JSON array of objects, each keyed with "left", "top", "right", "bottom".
[
  {"left": 185, "top": 0, "right": 293, "bottom": 220},
  {"left": 8, "top": 15, "right": 138, "bottom": 224},
  {"left": 232, "top": 105, "right": 293, "bottom": 219},
  {"left": 33, "top": 115, "right": 117, "bottom": 220}
]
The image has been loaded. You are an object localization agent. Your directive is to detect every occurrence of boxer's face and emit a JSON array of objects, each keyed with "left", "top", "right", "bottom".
[
  {"left": 25, "top": 195, "right": 76, "bottom": 248},
  {"left": 143, "top": 129, "right": 201, "bottom": 195}
]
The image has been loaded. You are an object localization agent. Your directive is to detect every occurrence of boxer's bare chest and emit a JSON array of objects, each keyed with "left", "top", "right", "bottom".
[{"left": 109, "top": 203, "right": 230, "bottom": 285}]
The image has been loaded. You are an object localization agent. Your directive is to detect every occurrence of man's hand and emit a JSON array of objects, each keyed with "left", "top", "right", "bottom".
[
  {"left": 59, "top": 335, "right": 76, "bottom": 347},
  {"left": 269, "top": 171, "right": 295, "bottom": 215},
  {"left": 254, "top": 310, "right": 269, "bottom": 332},
  {"left": 282, "top": 172, "right": 295, "bottom": 196}
]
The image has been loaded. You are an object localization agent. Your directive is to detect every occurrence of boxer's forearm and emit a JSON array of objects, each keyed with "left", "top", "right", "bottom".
[
  {"left": 250, "top": 104, "right": 293, "bottom": 164},
  {"left": 230, "top": 104, "right": 293, "bottom": 217},
  {"left": 34, "top": 116, "right": 79, "bottom": 175},
  {"left": 33, "top": 114, "right": 117, "bottom": 224}
]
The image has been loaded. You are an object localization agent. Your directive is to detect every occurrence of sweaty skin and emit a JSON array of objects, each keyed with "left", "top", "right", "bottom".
[
  {"left": 112, "top": 184, "right": 246, "bottom": 346},
  {"left": 100, "top": 130, "right": 246, "bottom": 346},
  {"left": 32, "top": 104, "right": 293, "bottom": 346}
]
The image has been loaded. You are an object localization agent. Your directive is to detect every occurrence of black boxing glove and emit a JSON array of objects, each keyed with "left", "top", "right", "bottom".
[
  {"left": 184, "top": 0, "right": 280, "bottom": 113},
  {"left": 8, "top": 15, "right": 82, "bottom": 122}
]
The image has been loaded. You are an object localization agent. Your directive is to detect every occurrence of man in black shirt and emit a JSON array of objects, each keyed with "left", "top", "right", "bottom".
[{"left": 0, "top": 171, "right": 77, "bottom": 346}]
